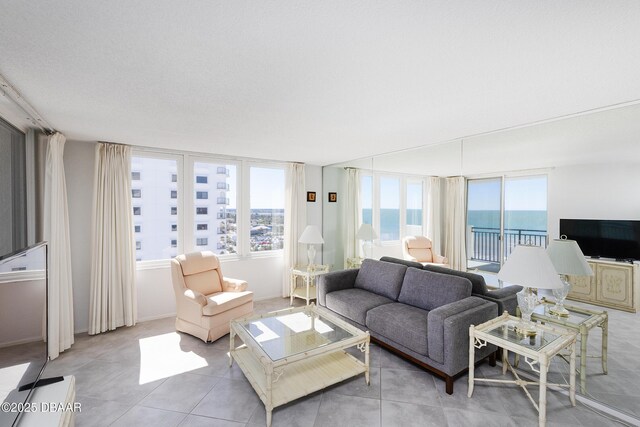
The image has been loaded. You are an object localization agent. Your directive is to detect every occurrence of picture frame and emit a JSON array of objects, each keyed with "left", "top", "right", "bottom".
[
  {"left": 328, "top": 192, "right": 337, "bottom": 203},
  {"left": 307, "top": 191, "right": 316, "bottom": 202}
]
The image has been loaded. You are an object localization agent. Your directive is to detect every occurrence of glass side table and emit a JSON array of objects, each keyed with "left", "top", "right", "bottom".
[
  {"left": 289, "top": 264, "right": 329, "bottom": 305},
  {"left": 469, "top": 312, "right": 577, "bottom": 427},
  {"left": 531, "top": 297, "right": 608, "bottom": 394}
]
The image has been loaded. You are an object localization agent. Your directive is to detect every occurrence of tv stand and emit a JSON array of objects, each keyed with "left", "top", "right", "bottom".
[{"left": 567, "top": 258, "right": 639, "bottom": 312}]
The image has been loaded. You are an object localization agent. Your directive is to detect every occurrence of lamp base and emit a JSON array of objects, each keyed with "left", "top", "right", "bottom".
[{"left": 549, "top": 305, "right": 570, "bottom": 317}]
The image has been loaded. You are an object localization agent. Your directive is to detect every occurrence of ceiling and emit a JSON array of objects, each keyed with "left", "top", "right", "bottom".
[{"left": 2, "top": 1, "right": 640, "bottom": 166}]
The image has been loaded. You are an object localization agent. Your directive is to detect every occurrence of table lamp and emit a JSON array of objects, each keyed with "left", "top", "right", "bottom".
[
  {"left": 356, "top": 224, "right": 378, "bottom": 259},
  {"left": 546, "top": 236, "right": 593, "bottom": 317},
  {"left": 497, "top": 244, "right": 563, "bottom": 336},
  {"left": 298, "top": 225, "right": 324, "bottom": 267}
]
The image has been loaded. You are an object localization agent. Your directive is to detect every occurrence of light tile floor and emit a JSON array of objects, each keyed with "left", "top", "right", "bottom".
[{"left": 38, "top": 298, "right": 634, "bottom": 427}]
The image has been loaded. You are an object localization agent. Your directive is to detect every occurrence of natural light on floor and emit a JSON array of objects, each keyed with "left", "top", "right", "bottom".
[{"left": 138, "top": 333, "right": 208, "bottom": 385}]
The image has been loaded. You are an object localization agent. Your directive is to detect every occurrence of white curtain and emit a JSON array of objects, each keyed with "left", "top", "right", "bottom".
[
  {"left": 443, "top": 176, "right": 467, "bottom": 270},
  {"left": 425, "top": 176, "right": 442, "bottom": 254},
  {"left": 283, "top": 163, "right": 306, "bottom": 297},
  {"left": 89, "top": 143, "right": 137, "bottom": 334},
  {"left": 43, "top": 132, "right": 74, "bottom": 359},
  {"left": 344, "top": 168, "right": 361, "bottom": 263}
]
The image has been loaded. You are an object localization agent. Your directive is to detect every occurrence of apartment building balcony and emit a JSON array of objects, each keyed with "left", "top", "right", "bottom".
[
  {"left": 217, "top": 227, "right": 226, "bottom": 234},
  {"left": 216, "top": 167, "right": 230, "bottom": 176},
  {"left": 216, "top": 182, "right": 230, "bottom": 190},
  {"left": 467, "top": 227, "right": 548, "bottom": 273},
  {"left": 216, "top": 197, "right": 229, "bottom": 205}
]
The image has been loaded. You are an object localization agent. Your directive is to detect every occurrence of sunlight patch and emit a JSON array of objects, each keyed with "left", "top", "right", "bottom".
[{"left": 138, "top": 333, "right": 208, "bottom": 384}]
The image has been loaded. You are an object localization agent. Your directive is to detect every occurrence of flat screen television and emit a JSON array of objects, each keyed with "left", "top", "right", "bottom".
[
  {"left": 559, "top": 219, "right": 640, "bottom": 261},
  {"left": 0, "top": 242, "right": 57, "bottom": 427}
]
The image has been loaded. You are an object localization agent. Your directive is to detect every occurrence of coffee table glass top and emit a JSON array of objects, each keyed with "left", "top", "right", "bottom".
[
  {"left": 485, "top": 319, "right": 562, "bottom": 352},
  {"left": 237, "top": 309, "right": 356, "bottom": 361}
]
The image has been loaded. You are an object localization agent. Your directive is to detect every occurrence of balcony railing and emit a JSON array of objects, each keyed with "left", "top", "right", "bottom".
[
  {"left": 217, "top": 182, "right": 230, "bottom": 190},
  {"left": 216, "top": 167, "right": 230, "bottom": 176},
  {"left": 468, "top": 227, "right": 548, "bottom": 263}
]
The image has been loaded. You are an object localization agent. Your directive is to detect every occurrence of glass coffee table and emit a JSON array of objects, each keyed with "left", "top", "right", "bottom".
[{"left": 229, "top": 304, "right": 370, "bottom": 426}]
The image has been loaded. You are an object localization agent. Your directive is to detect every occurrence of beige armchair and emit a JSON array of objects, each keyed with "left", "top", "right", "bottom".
[
  {"left": 402, "top": 236, "right": 449, "bottom": 267},
  {"left": 171, "top": 251, "right": 253, "bottom": 342}
]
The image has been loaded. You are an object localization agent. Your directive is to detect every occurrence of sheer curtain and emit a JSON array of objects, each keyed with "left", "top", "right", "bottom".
[
  {"left": 344, "top": 168, "right": 361, "bottom": 264},
  {"left": 443, "top": 176, "right": 467, "bottom": 270},
  {"left": 43, "top": 132, "right": 74, "bottom": 359},
  {"left": 283, "top": 163, "right": 306, "bottom": 297},
  {"left": 89, "top": 143, "right": 137, "bottom": 334},
  {"left": 425, "top": 176, "right": 442, "bottom": 255}
]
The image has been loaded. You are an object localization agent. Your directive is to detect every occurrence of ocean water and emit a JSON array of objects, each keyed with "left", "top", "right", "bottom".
[{"left": 362, "top": 209, "right": 547, "bottom": 241}]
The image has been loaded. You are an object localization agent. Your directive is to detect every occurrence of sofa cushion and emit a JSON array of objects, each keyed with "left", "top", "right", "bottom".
[
  {"left": 354, "top": 259, "right": 407, "bottom": 300},
  {"left": 325, "top": 288, "right": 394, "bottom": 325},
  {"left": 423, "top": 264, "right": 488, "bottom": 296},
  {"left": 398, "top": 268, "right": 472, "bottom": 311},
  {"left": 202, "top": 290, "right": 253, "bottom": 316},
  {"left": 366, "top": 302, "right": 429, "bottom": 356},
  {"left": 379, "top": 256, "right": 423, "bottom": 270}
]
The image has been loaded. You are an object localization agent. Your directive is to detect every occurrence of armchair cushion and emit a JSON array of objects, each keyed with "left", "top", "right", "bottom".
[
  {"left": 184, "top": 270, "right": 223, "bottom": 296},
  {"left": 203, "top": 291, "right": 254, "bottom": 316}
]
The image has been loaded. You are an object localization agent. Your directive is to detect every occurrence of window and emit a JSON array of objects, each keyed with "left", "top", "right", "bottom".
[
  {"left": 360, "top": 175, "right": 373, "bottom": 225},
  {"left": 250, "top": 166, "right": 285, "bottom": 252},
  {"left": 379, "top": 177, "right": 400, "bottom": 241},
  {"left": 170, "top": 190, "right": 177, "bottom": 199},
  {"left": 466, "top": 175, "right": 547, "bottom": 272},
  {"left": 132, "top": 189, "right": 142, "bottom": 198},
  {"left": 134, "top": 225, "right": 141, "bottom": 233},
  {"left": 196, "top": 238, "right": 208, "bottom": 246},
  {"left": 406, "top": 181, "right": 423, "bottom": 235},
  {"left": 193, "top": 161, "right": 237, "bottom": 254},
  {"left": 171, "top": 239, "right": 177, "bottom": 248},
  {"left": 132, "top": 171, "right": 141, "bottom": 180},
  {"left": 171, "top": 224, "right": 177, "bottom": 232},
  {"left": 171, "top": 174, "right": 177, "bottom": 182},
  {"left": 131, "top": 155, "right": 180, "bottom": 261},
  {"left": 136, "top": 241, "right": 141, "bottom": 250}
]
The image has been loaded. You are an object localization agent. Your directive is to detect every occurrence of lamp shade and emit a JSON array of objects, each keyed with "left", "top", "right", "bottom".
[
  {"left": 497, "top": 245, "right": 563, "bottom": 289},
  {"left": 356, "top": 223, "right": 378, "bottom": 240},
  {"left": 298, "top": 225, "right": 324, "bottom": 244},
  {"left": 547, "top": 238, "right": 593, "bottom": 276}
]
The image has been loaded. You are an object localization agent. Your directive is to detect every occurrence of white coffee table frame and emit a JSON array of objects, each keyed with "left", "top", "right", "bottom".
[
  {"left": 468, "top": 312, "right": 577, "bottom": 427},
  {"left": 229, "top": 304, "right": 370, "bottom": 427}
]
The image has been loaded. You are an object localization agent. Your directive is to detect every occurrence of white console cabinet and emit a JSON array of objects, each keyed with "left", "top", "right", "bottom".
[{"left": 567, "top": 259, "right": 639, "bottom": 312}]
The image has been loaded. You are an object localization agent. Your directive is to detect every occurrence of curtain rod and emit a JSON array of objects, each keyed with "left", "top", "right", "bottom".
[{"left": 0, "top": 73, "right": 56, "bottom": 135}]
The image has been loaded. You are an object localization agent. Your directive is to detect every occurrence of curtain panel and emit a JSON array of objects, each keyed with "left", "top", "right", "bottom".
[
  {"left": 443, "top": 176, "right": 467, "bottom": 271},
  {"left": 89, "top": 143, "right": 137, "bottom": 334},
  {"left": 344, "top": 168, "right": 361, "bottom": 264},
  {"left": 283, "top": 163, "right": 306, "bottom": 297},
  {"left": 43, "top": 132, "right": 74, "bottom": 359}
]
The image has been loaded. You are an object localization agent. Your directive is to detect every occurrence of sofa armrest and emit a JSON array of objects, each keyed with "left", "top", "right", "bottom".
[
  {"left": 427, "top": 297, "right": 498, "bottom": 375},
  {"left": 317, "top": 269, "right": 359, "bottom": 307},
  {"left": 222, "top": 277, "right": 248, "bottom": 292},
  {"left": 479, "top": 285, "right": 522, "bottom": 315}
]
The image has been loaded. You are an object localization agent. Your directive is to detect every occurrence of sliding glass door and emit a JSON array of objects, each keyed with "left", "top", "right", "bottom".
[{"left": 466, "top": 174, "right": 547, "bottom": 272}]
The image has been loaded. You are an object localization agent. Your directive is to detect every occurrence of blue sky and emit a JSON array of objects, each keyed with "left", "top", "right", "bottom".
[{"left": 250, "top": 167, "right": 285, "bottom": 209}]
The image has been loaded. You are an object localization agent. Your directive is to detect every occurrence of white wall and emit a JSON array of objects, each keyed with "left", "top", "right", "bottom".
[
  {"left": 0, "top": 278, "right": 45, "bottom": 346},
  {"left": 548, "top": 163, "right": 640, "bottom": 239},
  {"left": 63, "top": 141, "right": 324, "bottom": 332},
  {"left": 321, "top": 167, "right": 346, "bottom": 269}
]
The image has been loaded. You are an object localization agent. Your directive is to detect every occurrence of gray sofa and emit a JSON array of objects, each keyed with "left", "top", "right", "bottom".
[
  {"left": 317, "top": 259, "right": 498, "bottom": 394},
  {"left": 379, "top": 256, "right": 522, "bottom": 315}
]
